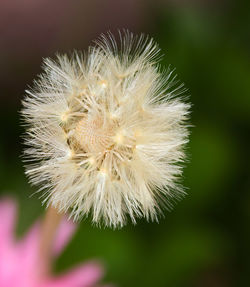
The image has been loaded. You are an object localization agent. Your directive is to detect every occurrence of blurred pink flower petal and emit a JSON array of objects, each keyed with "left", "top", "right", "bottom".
[
  {"left": 45, "top": 262, "right": 104, "bottom": 287},
  {"left": 0, "top": 198, "right": 107, "bottom": 287},
  {"left": 52, "top": 216, "right": 76, "bottom": 257},
  {"left": 0, "top": 199, "right": 17, "bottom": 247}
]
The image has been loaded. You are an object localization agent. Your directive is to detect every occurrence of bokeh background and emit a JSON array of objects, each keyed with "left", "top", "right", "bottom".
[{"left": 0, "top": 0, "right": 250, "bottom": 286}]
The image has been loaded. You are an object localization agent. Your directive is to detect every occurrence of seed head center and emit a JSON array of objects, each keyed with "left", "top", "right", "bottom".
[{"left": 74, "top": 117, "right": 114, "bottom": 153}]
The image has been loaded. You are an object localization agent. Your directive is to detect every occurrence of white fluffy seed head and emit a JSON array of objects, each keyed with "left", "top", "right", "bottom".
[{"left": 21, "top": 31, "right": 190, "bottom": 228}]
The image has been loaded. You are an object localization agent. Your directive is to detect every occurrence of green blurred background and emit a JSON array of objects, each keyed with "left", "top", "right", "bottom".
[{"left": 0, "top": 0, "right": 249, "bottom": 286}]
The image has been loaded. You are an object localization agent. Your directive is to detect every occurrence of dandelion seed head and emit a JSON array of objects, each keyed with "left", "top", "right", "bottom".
[{"left": 22, "top": 31, "right": 190, "bottom": 228}]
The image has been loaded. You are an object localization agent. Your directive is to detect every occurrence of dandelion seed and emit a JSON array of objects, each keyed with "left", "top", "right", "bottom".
[{"left": 22, "top": 31, "right": 190, "bottom": 228}]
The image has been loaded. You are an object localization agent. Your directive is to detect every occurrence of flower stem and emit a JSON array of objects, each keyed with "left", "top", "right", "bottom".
[{"left": 39, "top": 205, "right": 63, "bottom": 277}]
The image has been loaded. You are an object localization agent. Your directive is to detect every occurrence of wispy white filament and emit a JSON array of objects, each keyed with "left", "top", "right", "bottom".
[{"left": 22, "top": 31, "right": 190, "bottom": 228}]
